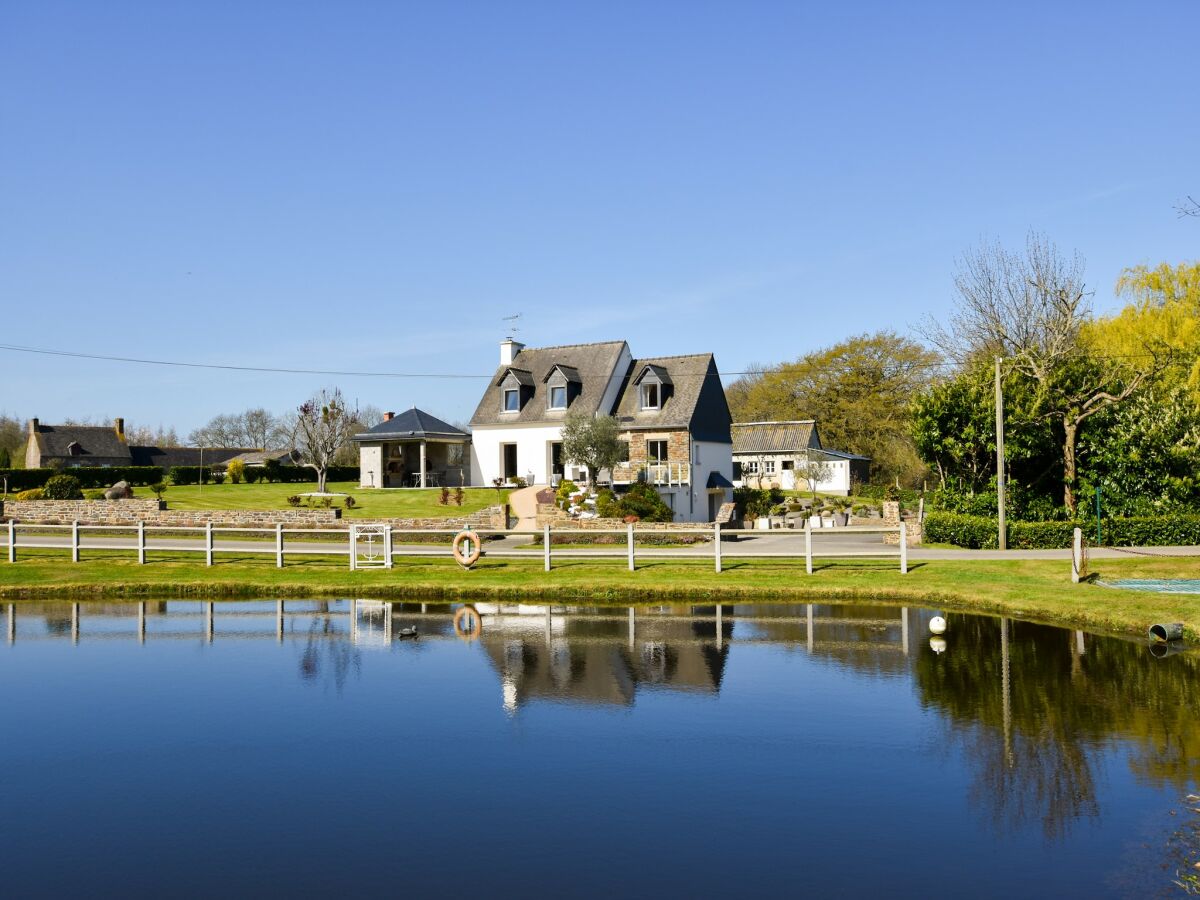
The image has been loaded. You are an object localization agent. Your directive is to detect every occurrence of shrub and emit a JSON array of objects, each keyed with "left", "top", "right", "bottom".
[
  {"left": 735, "top": 486, "right": 784, "bottom": 520},
  {"left": 883, "top": 484, "right": 902, "bottom": 502},
  {"left": 244, "top": 467, "right": 264, "bottom": 484},
  {"left": 556, "top": 479, "right": 578, "bottom": 509},
  {"left": 923, "top": 510, "right": 1200, "bottom": 549},
  {"left": 15, "top": 488, "right": 44, "bottom": 501},
  {"left": 169, "top": 466, "right": 213, "bottom": 485},
  {"left": 514, "top": 476, "right": 527, "bottom": 488},
  {"left": 344, "top": 496, "right": 356, "bottom": 509},
  {"left": 226, "top": 459, "right": 246, "bottom": 484},
  {"left": 454, "top": 487, "right": 465, "bottom": 506},
  {"left": 286, "top": 495, "right": 302, "bottom": 507},
  {"left": 439, "top": 486, "right": 451, "bottom": 506},
  {"left": 319, "top": 497, "right": 332, "bottom": 508},
  {"left": 596, "top": 487, "right": 619, "bottom": 519},
  {"left": 0, "top": 448, "right": 9, "bottom": 468},
  {"left": 43, "top": 474, "right": 84, "bottom": 500},
  {"left": 84, "top": 488, "right": 106, "bottom": 500},
  {"left": 210, "top": 471, "right": 226, "bottom": 484},
  {"left": 150, "top": 482, "right": 168, "bottom": 500},
  {"left": 263, "top": 459, "right": 283, "bottom": 483},
  {"left": 614, "top": 481, "right": 674, "bottom": 523},
  {"left": 0, "top": 466, "right": 163, "bottom": 491}
]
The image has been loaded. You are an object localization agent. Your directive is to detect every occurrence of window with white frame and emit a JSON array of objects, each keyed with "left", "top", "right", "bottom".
[
  {"left": 647, "top": 439, "right": 668, "bottom": 463},
  {"left": 548, "top": 385, "right": 567, "bottom": 409},
  {"left": 641, "top": 383, "right": 660, "bottom": 409},
  {"left": 763, "top": 460, "right": 776, "bottom": 475},
  {"left": 503, "top": 389, "right": 520, "bottom": 412},
  {"left": 743, "top": 460, "right": 760, "bottom": 475}
]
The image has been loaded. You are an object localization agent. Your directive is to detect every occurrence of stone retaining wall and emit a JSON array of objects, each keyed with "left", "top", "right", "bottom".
[
  {"left": 534, "top": 502, "right": 711, "bottom": 534},
  {"left": 0, "top": 499, "right": 506, "bottom": 531}
]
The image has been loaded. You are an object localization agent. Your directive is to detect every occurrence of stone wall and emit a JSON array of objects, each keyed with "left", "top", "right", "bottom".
[
  {"left": 1, "top": 499, "right": 340, "bottom": 528},
  {"left": 533, "top": 502, "right": 711, "bottom": 534},
  {"left": 611, "top": 428, "right": 690, "bottom": 483}
]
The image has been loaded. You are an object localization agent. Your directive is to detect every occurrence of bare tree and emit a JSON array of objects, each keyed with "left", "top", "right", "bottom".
[
  {"left": 922, "top": 232, "right": 1161, "bottom": 514},
  {"left": 125, "top": 424, "right": 180, "bottom": 446},
  {"left": 794, "top": 450, "right": 833, "bottom": 502},
  {"left": 1176, "top": 194, "right": 1200, "bottom": 218},
  {"left": 294, "top": 388, "right": 358, "bottom": 493}
]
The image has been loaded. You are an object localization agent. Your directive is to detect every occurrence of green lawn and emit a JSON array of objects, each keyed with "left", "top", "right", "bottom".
[
  {"left": 160, "top": 481, "right": 508, "bottom": 519},
  {"left": 2, "top": 549, "right": 1199, "bottom": 641}
]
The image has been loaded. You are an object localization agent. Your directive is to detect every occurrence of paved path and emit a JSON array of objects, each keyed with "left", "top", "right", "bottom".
[{"left": 505, "top": 484, "right": 544, "bottom": 532}]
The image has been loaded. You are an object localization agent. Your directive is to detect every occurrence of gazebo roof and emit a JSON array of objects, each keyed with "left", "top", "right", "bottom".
[{"left": 352, "top": 408, "right": 469, "bottom": 442}]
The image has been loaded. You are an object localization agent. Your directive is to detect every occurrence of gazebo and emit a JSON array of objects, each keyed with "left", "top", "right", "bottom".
[{"left": 352, "top": 408, "right": 471, "bottom": 489}]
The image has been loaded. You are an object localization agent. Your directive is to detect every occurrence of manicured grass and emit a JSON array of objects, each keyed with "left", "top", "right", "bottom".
[
  {"left": 160, "top": 481, "right": 508, "bottom": 519},
  {"left": 2, "top": 549, "right": 1199, "bottom": 641}
]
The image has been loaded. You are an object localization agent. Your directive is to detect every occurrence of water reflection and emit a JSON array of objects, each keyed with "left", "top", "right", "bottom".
[{"left": 3, "top": 598, "right": 1198, "bottom": 854}]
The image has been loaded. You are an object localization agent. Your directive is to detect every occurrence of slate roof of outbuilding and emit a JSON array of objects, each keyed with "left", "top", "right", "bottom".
[
  {"left": 33, "top": 424, "right": 132, "bottom": 461},
  {"left": 471, "top": 341, "right": 629, "bottom": 427},
  {"left": 731, "top": 421, "right": 821, "bottom": 454},
  {"left": 129, "top": 446, "right": 256, "bottom": 469},
  {"left": 353, "top": 408, "right": 469, "bottom": 442},
  {"left": 611, "top": 354, "right": 733, "bottom": 443}
]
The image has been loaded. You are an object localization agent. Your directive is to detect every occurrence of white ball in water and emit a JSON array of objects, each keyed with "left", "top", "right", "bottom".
[
  {"left": 929, "top": 636, "right": 947, "bottom": 654},
  {"left": 930, "top": 616, "right": 947, "bottom": 635}
]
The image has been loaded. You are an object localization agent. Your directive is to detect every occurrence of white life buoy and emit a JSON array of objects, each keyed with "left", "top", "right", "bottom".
[{"left": 452, "top": 530, "right": 482, "bottom": 568}]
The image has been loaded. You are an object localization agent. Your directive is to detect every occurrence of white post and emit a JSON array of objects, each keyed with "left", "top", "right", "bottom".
[
  {"left": 419, "top": 440, "right": 427, "bottom": 489},
  {"left": 205, "top": 601, "right": 214, "bottom": 643},
  {"left": 1071, "top": 527, "right": 1082, "bottom": 584},
  {"left": 385, "top": 602, "right": 393, "bottom": 642},
  {"left": 71, "top": 602, "right": 79, "bottom": 644},
  {"left": 205, "top": 521, "right": 213, "bottom": 566},
  {"left": 276, "top": 523, "right": 284, "bottom": 568},
  {"left": 137, "top": 520, "right": 145, "bottom": 565},
  {"left": 806, "top": 603, "right": 814, "bottom": 653},
  {"left": 277, "top": 599, "right": 284, "bottom": 642},
  {"left": 544, "top": 523, "right": 551, "bottom": 572},
  {"left": 7, "top": 602, "right": 14, "bottom": 644},
  {"left": 384, "top": 525, "right": 393, "bottom": 569},
  {"left": 899, "top": 522, "right": 908, "bottom": 574},
  {"left": 7, "top": 520, "right": 14, "bottom": 563},
  {"left": 628, "top": 606, "right": 635, "bottom": 649},
  {"left": 714, "top": 522, "right": 722, "bottom": 573},
  {"left": 715, "top": 603, "right": 723, "bottom": 650},
  {"left": 901, "top": 606, "right": 909, "bottom": 655},
  {"left": 350, "top": 598, "right": 358, "bottom": 644},
  {"left": 627, "top": 522, "right": 635, "bottom": 572},
  {"left": 349, "top": 527, "right": 357, "bottom": 571},
  {"left": 138, "top": 601, "right": 146, "bottom": 644},
  {"left": 804, "top": 516, "right": 813, "bottom": 575},
  {"left": 71, "top": 520, "right": 79, "bottom": 563}
]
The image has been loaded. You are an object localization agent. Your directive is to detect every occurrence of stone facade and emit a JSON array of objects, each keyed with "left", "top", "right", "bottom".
[{"left": 611, "top": 428, "right": 690, "bottom": 484}]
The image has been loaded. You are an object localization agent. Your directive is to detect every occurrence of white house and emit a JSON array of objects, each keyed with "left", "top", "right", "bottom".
[
  {"left": 732, "top": 421, "right": 870, "bottom": 496},
  {"left": 468, "top": 338, "right": 734, "bottom": 522}
]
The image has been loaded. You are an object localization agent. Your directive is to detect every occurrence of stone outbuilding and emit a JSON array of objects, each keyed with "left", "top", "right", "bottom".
[{"left": 353, "top": 408, "right": 470, "bottom": 489}]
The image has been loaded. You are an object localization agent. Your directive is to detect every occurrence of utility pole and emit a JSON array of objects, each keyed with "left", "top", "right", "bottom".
[{"left": 995, "top": 356, "right": 1006, "bottom": 551}]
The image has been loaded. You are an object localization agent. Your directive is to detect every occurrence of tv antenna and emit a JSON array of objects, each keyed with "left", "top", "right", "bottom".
[{"left": 502, "top": 313, "right": 522, "bottom": 338}]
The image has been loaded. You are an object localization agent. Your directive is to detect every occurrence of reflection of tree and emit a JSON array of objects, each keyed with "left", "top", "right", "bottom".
[
  {"left": 915, "top": 616, "right": 1200, "bottom": 840},
  {"left": 298, "top": 605, "right": 361, "bottom": 691}
]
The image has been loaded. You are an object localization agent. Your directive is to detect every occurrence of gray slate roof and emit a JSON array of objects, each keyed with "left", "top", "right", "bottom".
[
  {"left": 353, "top": 408, "right": 469, "bottom": 442},
  {"left": 130, "top": 446, "right": 257, "bottom": 469},
  {"left": 471, "top": 341, "right": 629, "bottom": 427},
  {"left": 731, "top": 421, "right": 821, "bottom": 454},
  {"left": 612, "top": 354, "right": 732, "bottom": 443},
  {"left": 33, "top": 424, "right": 131, "bottom": 461}
]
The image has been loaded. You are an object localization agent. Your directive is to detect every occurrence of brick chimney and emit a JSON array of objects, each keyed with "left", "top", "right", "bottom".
[
  {"left": 114, "top": 417, "right": 125, "bottom": 439},
  {"left": 500, "top": 338, "right": 525, "bottom": 366},
  {"left": 28, "top": 417, "right": 39, "bottom": 435},
  {"left": 383, "top": 411, "right": 394, "bottom": 421}
]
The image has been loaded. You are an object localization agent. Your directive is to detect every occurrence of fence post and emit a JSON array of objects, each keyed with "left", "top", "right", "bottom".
[
  {"left": 627, "top": 522, "right": 635, "bottom": 572},
  {"left": 544, "top": 523, "right": 551, "bottom": 572},
  {"left": 1071, "top": 527, "right": 1082, "bottom": 584},
  {"left": 7, "top": 520, "right": 14, "bottom": 563},
  {"left": 714, "top": 522, "right": 722, "bottom": 573},
  {"left": 899, "top": 522, "right": 908, "bottom": 574},
  {"left": 71, "top": 520, "right": 79, "bottom": 563},
  {"left": 137, "top": 520, "right": 145, "bottom": 565},
  {"left": 276, "top": 523, "right": 285, "bottom": 568},
  {"left": 384, "top": 525, "right": 393, "bottom": 569},
  {"left": 804, "top": 516, "right": 813, "bottom": 575},
  {"left": 205, "top": 521, "right": 213, "bottom": 566}
]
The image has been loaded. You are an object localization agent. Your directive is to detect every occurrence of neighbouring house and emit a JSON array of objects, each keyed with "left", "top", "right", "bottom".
[
  {"left": 731, "top": 420, "right": 870, "bottom": 496},
  {"left": 24, "top": 417, "right": 277, "bottom": 473},
  {"left": 352, "top": 408, "right": 470, "bottom": 488},
  {"left": 469, "top": 339, "right": 734, "bottom": 522}
]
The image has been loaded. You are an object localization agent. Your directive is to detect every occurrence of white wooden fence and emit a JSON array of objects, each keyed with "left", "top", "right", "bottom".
[{"left": 1, "top": 517, "right": 908, "bottom": 574}]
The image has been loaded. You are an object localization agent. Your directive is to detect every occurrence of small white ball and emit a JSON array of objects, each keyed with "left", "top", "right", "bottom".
[
  {"left": 929, "top": 636, "right": 947, "bottom": 654},
  {"left": 930, "top": 616, "right": 947, "bottom": 635}
]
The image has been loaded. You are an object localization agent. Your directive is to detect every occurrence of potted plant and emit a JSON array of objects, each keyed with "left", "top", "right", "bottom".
[{"left": 833, "top": 499, "right": 850, "bottom": 527}]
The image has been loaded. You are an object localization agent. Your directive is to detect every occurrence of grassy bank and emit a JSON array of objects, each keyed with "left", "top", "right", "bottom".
[
  {"left": 1, "top": 549, "right": 1198, "bottom": 640},
  {"left": 160, "top": 482, "right": 507, "bottom": 518}
]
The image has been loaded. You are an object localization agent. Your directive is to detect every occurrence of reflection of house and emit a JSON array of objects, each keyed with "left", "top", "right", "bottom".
[
  {"left": 474, "top": 611, "right": 730, "bottom": 711},
  {"left": 352, "top": 408, "right": 470, "bottom": 488},
  {"left": 469, "top": 338, "right": 734, "bottom": 522},
  {"left": 732, "top": 421, "right": 869, "bottom": 495}
]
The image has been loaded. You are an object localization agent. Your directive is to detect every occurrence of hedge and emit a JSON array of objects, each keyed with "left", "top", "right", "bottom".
[
  {"left": 924, "top": 510, "right": 1200, "bottom": 549},
  {"left": 168, "top": 465, "right": 360, "bottom": 485},
  {"left": 0, "top": 466, "right": 163, "bottom": 491}
]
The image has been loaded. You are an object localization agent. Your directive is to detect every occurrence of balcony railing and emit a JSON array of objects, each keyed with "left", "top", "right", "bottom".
[{"left": 612, "top": 462, "right": 689, "bottom": 487}]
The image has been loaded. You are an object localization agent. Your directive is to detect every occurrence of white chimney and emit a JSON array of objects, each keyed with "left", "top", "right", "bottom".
[{"left": 500, "top": 338, "right": 525, "bottom": 366}]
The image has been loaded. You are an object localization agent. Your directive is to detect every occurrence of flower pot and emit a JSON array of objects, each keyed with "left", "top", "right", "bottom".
[
  {"left": 835, "top": 512, "right": 849, "bottom": 527},
  {"left": 755, "top": 517, "right": 771, "bottom": 531}
]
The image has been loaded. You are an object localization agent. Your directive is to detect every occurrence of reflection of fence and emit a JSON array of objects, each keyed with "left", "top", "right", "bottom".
[{"left": 1, "top": 518, "right": 908, "bottom": 574}]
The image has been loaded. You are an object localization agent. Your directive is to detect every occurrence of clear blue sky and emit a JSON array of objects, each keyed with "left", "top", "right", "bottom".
[{"left": 3, "top": 1, "right": 1198, "bottom": 436}]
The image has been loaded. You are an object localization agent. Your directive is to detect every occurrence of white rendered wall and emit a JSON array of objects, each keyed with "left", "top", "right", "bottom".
[
  {"left": 358, "top": 445, "right": 383, "bottom": 489},
  {"left": 471, "top": 424, "right": 576, "bottom": 486}
]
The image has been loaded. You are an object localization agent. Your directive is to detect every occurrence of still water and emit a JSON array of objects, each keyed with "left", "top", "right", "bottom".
[{"left": 0, "top": 600, "right": 1196, "bottom": 897}]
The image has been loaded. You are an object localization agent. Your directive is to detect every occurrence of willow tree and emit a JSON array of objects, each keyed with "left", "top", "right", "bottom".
[{"left": 923, "top": 233, "right": 1161, "bottom": 515}]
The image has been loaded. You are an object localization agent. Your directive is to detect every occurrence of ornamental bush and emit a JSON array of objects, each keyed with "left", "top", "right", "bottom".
[
  {"left": 15, "top": 488, "right": 43, "bottom": 501},
  {"left": 226, "top": 459, "right": 246, "bottom": 484},
  {"left": 614, "top": 481, "right": 674, "bottom": 523},
  {"left": 42, "top": 474, "right": 84, "bottom": 500},
  {"left": 923, "top": 510, "right": 1200, "bottom": 549}
]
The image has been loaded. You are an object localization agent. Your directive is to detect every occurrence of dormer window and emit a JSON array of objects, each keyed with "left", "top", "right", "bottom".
[
  {"left": 499, "top": 367, "right": 535, "bottom": 413},
  {"left": 641, "top": 383, "right": 659, "bottom": 409},
  {"left": 549, "top": 386, "right": 567, "bottom": 409},
  {"left": 543, "top": 364, "right": 581, "bottom": 411},
  {"left": 504, "top": 389, "right": 520, "bottom": 412}
]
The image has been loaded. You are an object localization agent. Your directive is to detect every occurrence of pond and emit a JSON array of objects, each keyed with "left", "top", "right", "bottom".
[{"left": 1, "top": 600, "right": 1196, "bottom": 896}]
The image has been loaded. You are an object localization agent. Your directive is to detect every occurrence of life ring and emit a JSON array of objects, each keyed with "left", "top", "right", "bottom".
[
  {"left": 453, "top": 604, "right": 482, "bottom": 640},
  {"left": 452, "top": 530, "right": 482, "bottom": 568}
]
